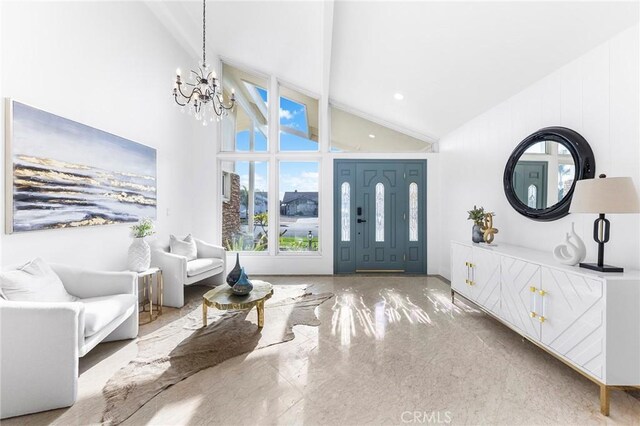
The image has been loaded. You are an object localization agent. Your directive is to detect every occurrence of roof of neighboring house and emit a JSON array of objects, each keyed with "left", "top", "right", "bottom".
[{"left": 281, "top": 191, "right": 318, "bottom": 204}]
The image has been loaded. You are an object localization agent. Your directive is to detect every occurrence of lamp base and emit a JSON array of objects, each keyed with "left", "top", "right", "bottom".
[{"left": 579, "top": 262, "right": 624, "bottom": 273}]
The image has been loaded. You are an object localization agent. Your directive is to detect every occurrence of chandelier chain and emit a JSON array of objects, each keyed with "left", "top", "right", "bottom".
[{"left": 202, "top": 0, "right": 206, "bottom": 65}]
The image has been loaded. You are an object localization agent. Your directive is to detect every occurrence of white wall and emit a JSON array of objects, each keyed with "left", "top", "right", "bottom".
[
  {"left": 1, "top": 1, "right": 199, "bottom": 270},
  {"left": 438, "top": 25, "right": 640, "bottom": 279}
]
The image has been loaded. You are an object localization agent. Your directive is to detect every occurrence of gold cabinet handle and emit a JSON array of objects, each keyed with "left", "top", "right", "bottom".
[
  {"left": 530, "top": 311, "right": 537, "bottom": 318},
  {"left": 465, "top": 262, "right": 469, "bottom": 267},
  {"left": 469, "top": 281, "right": 475, "bottom": 286},
  {"left": 530, "top": 286, "right": 537, "bottom": 293},
  {"left": 539, "top": 316, "right": 546, "bottom": 323},
  {"left": 538, "top": 290, "right": 547, "bottom": 296},
  {"left": 465, "top": 279, "right": 469, "bottom": 284},
  {"left": 469, "top": 263, "right": 475, "bottom": 268}
]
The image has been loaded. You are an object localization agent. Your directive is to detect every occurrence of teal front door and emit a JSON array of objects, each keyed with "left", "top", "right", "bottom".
[
  {"left": 334, "top": 160, "right": 426, "bottom": 274},
  {"left": 513, "top": 161, "right": 548, "bottom": 209}
]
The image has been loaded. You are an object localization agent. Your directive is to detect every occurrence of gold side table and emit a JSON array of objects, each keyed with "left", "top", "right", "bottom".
[
  {"left": 202, "top": 281, "right": 273, "bottom": 328},
  {"left": 138, "top": 267, "right": 164, "bottom": 323}
]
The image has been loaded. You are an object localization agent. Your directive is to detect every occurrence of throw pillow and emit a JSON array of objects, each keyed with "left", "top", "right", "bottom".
[
  {"left": 169, "top": 234, "right": 198, "bottom": 261},
  {"left": 0, "top": 258, "right": 78, "bottom": 302}
]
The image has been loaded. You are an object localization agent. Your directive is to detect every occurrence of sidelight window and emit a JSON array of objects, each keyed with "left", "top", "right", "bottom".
[
  {"left": 409, "top": 182, "right": 418, "bottom": 242},
  {"left": 375, "top": 183, "right": 384, "bottom": 242},
  {"left": 341, "top": 182, "right": 350, "bottom": 242},
  {"left": 527, "top": 184, "right": 537, "bottom": 208}
]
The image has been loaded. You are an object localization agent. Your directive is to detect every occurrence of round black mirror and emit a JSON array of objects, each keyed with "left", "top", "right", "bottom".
[{"left": 503, "top": 127, "right": 595, "bottom": 221}]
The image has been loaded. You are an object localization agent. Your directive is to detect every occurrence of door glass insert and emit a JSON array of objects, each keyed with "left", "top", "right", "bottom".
[
  {"left": 375, "top": 182, "right": 384, "bottom": 242},
  {"left": 409, "top": 182, "right": 418, "bottom": 242},
  {"left": 341, "top": 182, "right": 350, "bottom": 242},
  {"left": 527, "top": 184, "right": 537, "bottom": 208}
]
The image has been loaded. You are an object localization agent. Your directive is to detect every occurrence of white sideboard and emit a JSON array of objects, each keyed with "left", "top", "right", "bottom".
[{"left": 450, "top": 241, "right": 640, "bottom": 416}]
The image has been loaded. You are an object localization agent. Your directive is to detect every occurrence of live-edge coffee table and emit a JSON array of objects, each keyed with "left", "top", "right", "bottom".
[{"left": 202, "top": 280, "right": 273, "bottom": 328}]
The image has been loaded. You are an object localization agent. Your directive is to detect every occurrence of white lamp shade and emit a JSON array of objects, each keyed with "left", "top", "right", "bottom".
[{"left": 569, "top": 176, "right": 640, "bottom": 214}]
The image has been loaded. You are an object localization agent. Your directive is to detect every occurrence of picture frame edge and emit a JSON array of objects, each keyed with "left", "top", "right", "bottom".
[{"left": 5, "top": 98, "right": 14, "bottom": 234}]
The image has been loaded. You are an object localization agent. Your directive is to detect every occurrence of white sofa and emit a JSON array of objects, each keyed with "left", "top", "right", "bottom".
[
  {"left": 0, "top": 264, "right": 138, "bottom": 419},
  {"left": 151, "top": 237, "right": 226, "bottom": 308}
]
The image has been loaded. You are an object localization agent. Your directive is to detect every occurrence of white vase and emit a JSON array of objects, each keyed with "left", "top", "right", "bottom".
[
  {"left": 552, "top": 222, "right": 587, "bottom": 266},
  {"left": 128, "top": 237, "right": 150, "bottom": 272}
]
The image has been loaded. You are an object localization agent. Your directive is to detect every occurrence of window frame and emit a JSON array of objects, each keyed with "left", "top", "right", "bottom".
[
  {"left": 219, "top": 159, "right": 271, "bottom": 255},
  {"left": 277, "top": 159, "right": 322, "bottom": 254},
  {"left": 217, "top": 60, "right": 324, "bottom": 257},
  {"left": 278, "top": 81, "right": 320, "bottom": 153}
]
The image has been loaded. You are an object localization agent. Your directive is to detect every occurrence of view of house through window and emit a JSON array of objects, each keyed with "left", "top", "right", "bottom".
[
  {"left": 279, "top": 162, "right": 319, "bottom": 251},
  {"left": 221, "top": 161, "right": 269, "bottom": 251}
]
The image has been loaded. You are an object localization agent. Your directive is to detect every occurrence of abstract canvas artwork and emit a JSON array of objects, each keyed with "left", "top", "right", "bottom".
[{"left": 5, "top": 100, "right": 157, "bottom": 233}]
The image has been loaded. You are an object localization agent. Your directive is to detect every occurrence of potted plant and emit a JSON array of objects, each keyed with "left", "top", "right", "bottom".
[
  {"left": 467, "top": 206, "right": 487, "bottom": 243},
  {"left": 128, "top": 218, "right": 155, "bottom": 272}
]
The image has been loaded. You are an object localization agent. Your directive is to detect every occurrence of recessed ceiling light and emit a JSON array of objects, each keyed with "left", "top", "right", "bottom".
[
  {"left": 368, "top": 134, "right": 376, "bottom": 139},
  {"left": 394, "top": 93, "right": 404, "bottom": 101}
]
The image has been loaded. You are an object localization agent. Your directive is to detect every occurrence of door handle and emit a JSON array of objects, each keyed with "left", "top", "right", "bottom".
[{"left": 357, "top": 219, "right": 367, "bottom": 223}]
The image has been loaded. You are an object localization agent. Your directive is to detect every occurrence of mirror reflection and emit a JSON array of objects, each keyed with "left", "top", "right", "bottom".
[{"left": 512, "top": 141, "right": 575, "bottom": 209}]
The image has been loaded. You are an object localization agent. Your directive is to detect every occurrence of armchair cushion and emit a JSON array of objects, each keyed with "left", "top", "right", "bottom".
[
  {"left": 0, "top": 258, "right": 77, "bottom": 303},
  {"left": 82, "top": 294, "right": 137, "bottom": 337},
  {"left": 187, "top": 258, "right": 224, "bottom": 277},
  {"left": 170, "top": 234, "right": 197, "bottom": 261}
]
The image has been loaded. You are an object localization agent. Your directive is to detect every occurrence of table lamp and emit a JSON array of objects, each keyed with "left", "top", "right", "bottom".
[{"left": 569, "top": 174, "right": 640, "bottom": 272}]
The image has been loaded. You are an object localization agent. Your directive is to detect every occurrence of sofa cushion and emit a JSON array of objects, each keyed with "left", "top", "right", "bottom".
[
  {"left": 187, "top": 258, "right": 224, "bottom": 277},
  {"left": 170, "top": 234, "right": 197, "bottom": 261},
  {"left": 0, "top": 258, "right": 77, "bottom": 302},
  {"left": 82, "top": 294, "right": 137, "bottom": 337}
]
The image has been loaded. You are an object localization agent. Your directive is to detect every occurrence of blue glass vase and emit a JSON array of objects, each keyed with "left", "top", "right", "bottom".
[
  {"left": 232, "top": 267, "right": 253, "bottom": 296},
  {"left": 226, "top": 253, "right": 241, "bottom": 287}
]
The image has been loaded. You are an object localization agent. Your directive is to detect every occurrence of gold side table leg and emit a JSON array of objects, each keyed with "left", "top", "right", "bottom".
[
  {"left": 148, "top": 275, "right": 153, "bottom": 322},
  {"left": 600, "top": 385, "right": 610, "bottom": 416},
  {"left": 202, "top": 302, "right": 208, "bottom": 327},
  {"left": 158, "top": 271, "right": 163, "bottom": 315},
  {"left": 257, "top": 301, "right": 265, "bottom": 329},
  {"left": 143, "top": 276, "right": 147, "bottom": 310}
]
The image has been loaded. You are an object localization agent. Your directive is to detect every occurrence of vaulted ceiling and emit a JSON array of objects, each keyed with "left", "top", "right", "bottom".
[{"left": 148, "top": 1, "right": 639, "bottom": 141}]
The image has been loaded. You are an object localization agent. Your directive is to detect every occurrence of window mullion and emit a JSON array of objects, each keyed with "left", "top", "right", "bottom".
[{"left": 269, "top": 75, "right": 279, "bottom": 255}]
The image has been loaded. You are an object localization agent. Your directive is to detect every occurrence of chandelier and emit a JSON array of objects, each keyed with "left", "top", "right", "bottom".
[{"left": 172, "top": 0, "right": 235, "bottom": 125}]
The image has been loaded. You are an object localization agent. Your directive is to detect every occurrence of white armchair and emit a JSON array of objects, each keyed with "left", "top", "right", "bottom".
[
  {"left": 151, "top": 237, "right": 226, "bottom": 308},
  {"left": 0, "top": 264, "right": 138, "bottom": 419}
]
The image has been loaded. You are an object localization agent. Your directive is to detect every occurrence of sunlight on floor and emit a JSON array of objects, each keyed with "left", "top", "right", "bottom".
[
  {"left": 380, "top": 289, "right": 432, "bottom": 325},
  {"left": 331, "top": 287, "right": 445, "bottom": 346}
]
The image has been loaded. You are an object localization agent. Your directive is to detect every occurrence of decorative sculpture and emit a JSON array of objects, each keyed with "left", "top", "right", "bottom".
[
  {"left": 481, "top": 213, "right": 499, "bottom": 244},
  {"left": 552, "top": 222, "right": 587, "bottom": 266}
]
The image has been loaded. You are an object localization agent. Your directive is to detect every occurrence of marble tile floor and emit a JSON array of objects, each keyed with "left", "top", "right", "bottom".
[{"left": 4, "top": 275, "right": 640, "bottom": 425}]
